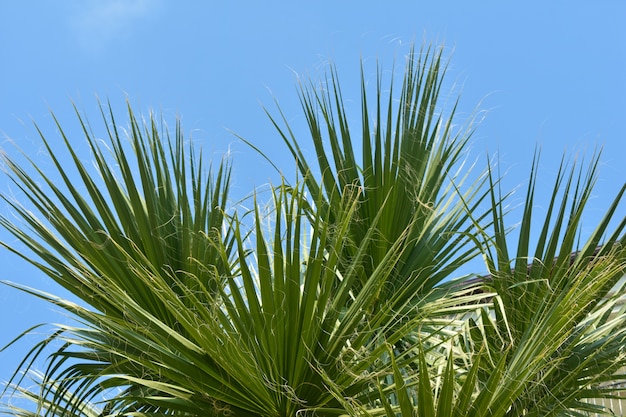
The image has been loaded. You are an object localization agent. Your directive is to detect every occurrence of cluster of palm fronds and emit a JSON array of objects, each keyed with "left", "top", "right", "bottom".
[{"left": 1, "top": 45, "right": 625, "bottom": 416}]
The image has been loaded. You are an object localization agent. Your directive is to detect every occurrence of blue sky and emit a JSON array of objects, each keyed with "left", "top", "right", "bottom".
[{"left": 1, "top": 1, "right": 625, "bottom": 398}]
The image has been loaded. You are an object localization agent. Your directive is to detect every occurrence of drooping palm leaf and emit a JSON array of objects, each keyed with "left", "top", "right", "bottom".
[{"left": 0, "top": 371, "right": 101, "bottom": 417}]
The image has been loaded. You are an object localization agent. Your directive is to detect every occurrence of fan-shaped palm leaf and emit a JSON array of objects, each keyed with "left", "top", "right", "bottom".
[
  {"left": 337, "top": 154, "right": 626, "bottom": 417},
  {"left": 266, "top": 45, "right": 490, "bottom": 312}
]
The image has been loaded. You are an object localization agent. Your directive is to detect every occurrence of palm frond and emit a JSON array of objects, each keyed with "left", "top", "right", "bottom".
[
  {"left": 466, "top": 152, "right": 626, "bottom": 416},
  {"left": 2, "top": 44, "right": 624, "bottom": 417},
  {"left": 266, "top": 45, "right": 490, "bottom": 308},
  {"left": 1, "top": 103, "right": 236, "bottom": 415},
  {"left": 0, "top": 371, "right": 101, "bottom": 417}
]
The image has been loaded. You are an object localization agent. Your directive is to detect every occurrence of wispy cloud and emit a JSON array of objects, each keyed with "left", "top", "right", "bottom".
[{"left": 68, "top": 0, "right": 162, "bottom": 53}]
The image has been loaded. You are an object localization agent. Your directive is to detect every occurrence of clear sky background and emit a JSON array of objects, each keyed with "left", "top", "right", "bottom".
[{"left": 1, "top": 1, "right": 625, "bottom": 395}]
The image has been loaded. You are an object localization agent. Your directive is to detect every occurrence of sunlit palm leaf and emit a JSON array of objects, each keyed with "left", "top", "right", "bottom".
[
  {"left": 322, "top": 152, "right": 625, "bottom": 417},
  {"left": 466, "top": 153, "right": 626, "bottom": 416},
  {"left": 265, "top": 45, "right": 490, "bottom": 311},
  {"left": 1, "top": 102, "right": 234, "bottom": 317},
  {"left": 0, "top": 371, "right": 101, "bottom": 417},
  {"left": 1, "top": 103, "right": 236, "bottom": 415},
  {"left": 2, "top": 43, "right": 624, "bottom": 417},
  {"left": 2, "top": 179, "right": 484, "bottom": 416}
]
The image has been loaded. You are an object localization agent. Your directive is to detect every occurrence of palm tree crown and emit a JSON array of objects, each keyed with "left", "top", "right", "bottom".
[{"left": 1, "top": 45, "right": 625, "bottom": 417}]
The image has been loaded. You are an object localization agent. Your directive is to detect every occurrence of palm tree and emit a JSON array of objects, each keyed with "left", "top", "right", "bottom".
[{"left": 1, "top": 44, "right": 625, "bottom": 416}]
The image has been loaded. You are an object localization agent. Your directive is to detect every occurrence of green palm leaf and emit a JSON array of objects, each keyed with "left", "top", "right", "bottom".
[
  {"left": 467, "top": 153, "right": 626, "bottom": 416},
  {"left": 321, "top": 152, "right": 625, "bottom": 417},
  {"left": 265, "top": 45, "right": 490, "bottom": 310},
  {"left": 0, "top": 371, "right": 101, "bottom": 417},
  {"left": 2, "top": 44, "right": 624, "bottom": 417},
  {"left": 1, "top": 103, "right": 236, "bottom": 415}
]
